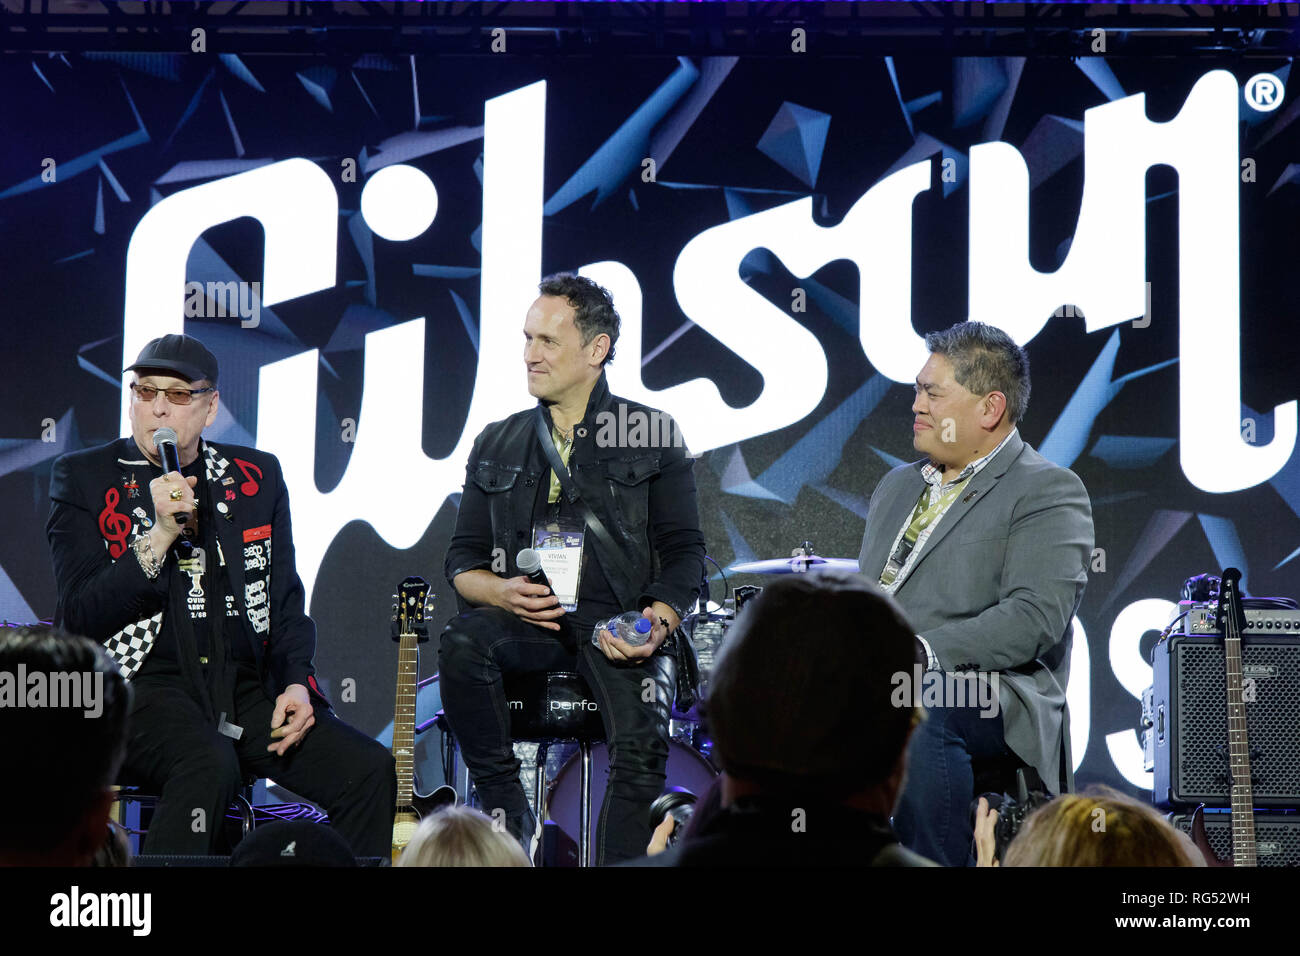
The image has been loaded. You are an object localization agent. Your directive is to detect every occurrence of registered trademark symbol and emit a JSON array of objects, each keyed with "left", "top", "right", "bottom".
[{"left": 1244, "top": 73, "right": 1284, "bottom": 112}]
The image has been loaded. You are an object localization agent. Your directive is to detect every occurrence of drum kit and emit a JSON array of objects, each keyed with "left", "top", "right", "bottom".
[
  {"left": 666, "top": 542, "right": 858, "bottom": 747},
  {"left": 442, "top": 542, "right": 860, "bottom": 860}
]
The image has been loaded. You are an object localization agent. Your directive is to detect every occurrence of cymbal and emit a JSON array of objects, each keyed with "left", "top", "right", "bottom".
[{"left": 728, "top": 556, "right": 860, "bottom": 575}]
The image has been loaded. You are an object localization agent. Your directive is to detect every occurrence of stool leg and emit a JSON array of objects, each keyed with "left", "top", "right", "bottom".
[
  {"left": 116, "top": 793, "right": 145, "bottom": 856},
  {"left": 122, "top": 796, "right": 144, "bottom": 858},
  {"left": 579, "top": 740, "right": 593, "bottom": 868},
  {"left": 110, "top": 786, "right": 126, "bottom": 827},
  {"left": 446, "top": 730, "right": 474, "bottom": 808},
  {"left": 235, "top": 789, "right": 255, "bottom": 836},
  {"left": 533, "top": 744, "right": 549, "bottom": 822},
  {"left": 444, "top": 727, "right": 460, "bottom": 802},
  {"left": 533, "top": 742, "right": 549, "bottom": 866}
]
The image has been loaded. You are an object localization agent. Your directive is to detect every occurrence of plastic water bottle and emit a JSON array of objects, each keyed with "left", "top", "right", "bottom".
[{"left": 591, "top": 611, "right": 653, "bottom": 648}]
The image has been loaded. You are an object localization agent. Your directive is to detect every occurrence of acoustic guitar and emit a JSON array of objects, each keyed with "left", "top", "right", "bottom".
[{"left": 390, "top": 576, "right": 455, "bottom": 863}]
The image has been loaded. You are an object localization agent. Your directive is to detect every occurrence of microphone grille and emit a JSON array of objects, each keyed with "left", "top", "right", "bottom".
[
  {"left": 153, "top": 427, "right": 178, "bottom": 448},
  {"left": 516, "top": 548, "right": 541, "bottom": 573}
]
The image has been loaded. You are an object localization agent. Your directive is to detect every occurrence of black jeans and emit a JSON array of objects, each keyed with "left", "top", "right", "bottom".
[
  {"left": 123, "top": 665, "right": 397, "bottom": 858},
  {"left": 438, "top": 607, "right": 674, "bottom": 865}
]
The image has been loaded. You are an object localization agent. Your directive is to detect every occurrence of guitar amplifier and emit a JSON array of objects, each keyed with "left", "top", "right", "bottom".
[
  {"left": 1183, "top": 603, "right": 1300, "bottom": 636},
  {"left": 1150, "top": 631, "right": 1300, "bottom": 808},
  {"left": 1168, "top": 811, "right": 1300, "bottom": 867}
]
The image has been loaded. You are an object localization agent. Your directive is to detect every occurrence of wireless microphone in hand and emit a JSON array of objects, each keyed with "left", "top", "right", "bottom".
[
  {"left": 516, "top": 548, "right": 552, "bottom": 594},
  {"left": 152, "top": 427, "right": 191, "bottom": 530}
]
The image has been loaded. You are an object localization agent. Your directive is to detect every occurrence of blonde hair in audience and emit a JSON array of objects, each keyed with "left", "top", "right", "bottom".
[
  {"left": 397, "top": 806, "right": 532, "bottom": 868},
  {"left": 1003, "top": 785, "right": 1201, "bottom": 867}
]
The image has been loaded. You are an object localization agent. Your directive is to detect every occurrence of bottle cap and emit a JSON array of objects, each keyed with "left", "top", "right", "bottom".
[{"left": 635, "top": 617, "right": 652, "bottom": 634}]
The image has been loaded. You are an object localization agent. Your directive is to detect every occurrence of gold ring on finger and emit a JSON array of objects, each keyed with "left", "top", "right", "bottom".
[{"left": 169, "top": 488, "right": 184, "bottom": 500}]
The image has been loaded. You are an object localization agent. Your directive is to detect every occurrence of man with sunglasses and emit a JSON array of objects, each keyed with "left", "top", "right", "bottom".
[{"left": 46, "top": 333, "right": 395, "bottom": 859}]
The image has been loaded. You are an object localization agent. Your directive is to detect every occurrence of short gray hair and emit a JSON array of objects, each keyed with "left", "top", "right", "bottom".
[{"left": 924, "top": 321, "right": 1030, "bottom": 425}]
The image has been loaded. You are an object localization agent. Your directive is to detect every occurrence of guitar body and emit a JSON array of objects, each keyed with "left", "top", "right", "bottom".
[
  {"left": 391, "top": 786, "right": 457, "bottom": 863},
  {"left": 1189, "top": 805, "right": 1231, "bottom": 867},
  {"left": 392, "top": 810, "right": 421, "bottom": 863}
]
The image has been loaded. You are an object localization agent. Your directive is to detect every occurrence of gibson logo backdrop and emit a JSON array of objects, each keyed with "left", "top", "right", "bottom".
[{"left": 3, "top": 51, "right": 1297, "bottom": 793}]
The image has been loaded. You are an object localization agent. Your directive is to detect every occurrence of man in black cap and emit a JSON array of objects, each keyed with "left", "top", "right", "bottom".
[{"left": 46, "top": 333, "right": 395, "bottom": 858}]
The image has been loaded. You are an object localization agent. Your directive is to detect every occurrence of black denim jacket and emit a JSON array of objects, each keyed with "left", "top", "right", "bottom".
[{"left": 444, "top": 371, "right": 706, "bottom": 622}]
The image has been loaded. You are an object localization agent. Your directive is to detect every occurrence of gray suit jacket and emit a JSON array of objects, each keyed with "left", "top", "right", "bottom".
[{"left": 857, "top": 430, "right": 1093, "bottom": 793}]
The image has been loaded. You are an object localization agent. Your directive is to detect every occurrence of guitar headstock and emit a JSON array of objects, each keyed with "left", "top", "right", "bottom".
[
  {"left": 1215, "top": 567, "right": 1247, "bottom": 635},
  {"left": 391, "top": 576, "right": 432, "bottom": 643}
]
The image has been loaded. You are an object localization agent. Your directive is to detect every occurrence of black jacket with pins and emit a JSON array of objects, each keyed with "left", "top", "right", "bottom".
[{"left": 46, "top": 436, "right": 320, "bottom": 703}]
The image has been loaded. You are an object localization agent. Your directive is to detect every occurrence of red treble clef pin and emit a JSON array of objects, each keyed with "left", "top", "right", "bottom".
[{"left": 98, "top": 487, "right": 132, "bottom": 558}]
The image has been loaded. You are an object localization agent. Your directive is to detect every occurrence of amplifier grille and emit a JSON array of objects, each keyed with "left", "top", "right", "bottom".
[
  {"left": 1174, "top": 641, "right": 1300, "bottom": 801},
  {"left": 1170, "top": 814, "right": 1300, "bottom": 867}
]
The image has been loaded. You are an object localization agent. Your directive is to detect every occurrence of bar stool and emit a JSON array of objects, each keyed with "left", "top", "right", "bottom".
[
  {"left": 502, "top": 670, "right": 607, "bottom": 866},
  {"left": 437, "top": 650, "right": 680, "bottom": 866},
  {"left": 435, "top": 671, "right": 608, "bottom": 865},
  {"left": 112, "top": 774, "right": 256, "bottom": 853},
  {"left": 435, "top": 670, "right": 608, "bottom": 866}
]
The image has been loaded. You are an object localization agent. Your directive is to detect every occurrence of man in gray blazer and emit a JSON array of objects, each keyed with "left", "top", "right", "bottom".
[{"left": 857, "top": 321, "right": 1093, "bottom": 866}]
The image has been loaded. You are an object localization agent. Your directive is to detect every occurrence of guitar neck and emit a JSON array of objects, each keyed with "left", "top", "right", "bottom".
[
  {"left": 393, "top": 632, "right": 419, "bottom": 808},
  {"left": 1223, "top": 619, "right": 1257, "bottom": 866}
]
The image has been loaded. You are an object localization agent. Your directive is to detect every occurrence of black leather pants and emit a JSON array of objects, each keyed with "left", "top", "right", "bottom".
[{"left": 439, "top": 607, "right": 675, "bottom": 865}]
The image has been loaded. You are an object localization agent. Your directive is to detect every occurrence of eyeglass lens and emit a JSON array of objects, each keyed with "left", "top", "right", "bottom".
[{"left": 134, "top": 384, "right": 195, "bottom": 405}]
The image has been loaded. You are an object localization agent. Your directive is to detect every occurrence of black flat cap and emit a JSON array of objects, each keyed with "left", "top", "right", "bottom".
[{"left": 125, "top": 333, "right": 219, "bottom": 385}]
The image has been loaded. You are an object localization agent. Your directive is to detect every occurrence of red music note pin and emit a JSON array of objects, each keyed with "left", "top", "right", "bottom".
[{"left": 232, "top": 458, "right": 263, "bottom": 497}]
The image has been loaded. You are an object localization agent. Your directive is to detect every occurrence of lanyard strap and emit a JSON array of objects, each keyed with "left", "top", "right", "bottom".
[
  {"left": 880, "top": 475, "right": 972, "bottom": 587},
  {"left": 908, "top": 475, "right": 972, "bottom": 534},
  {"left": 532, "top": 406, "right": 639, "bottom": 610},
  {"left": 547, "top": 424, "right": 574, "bottom": 504}
]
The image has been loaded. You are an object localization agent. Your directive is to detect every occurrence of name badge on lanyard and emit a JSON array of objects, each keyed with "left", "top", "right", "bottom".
[{"left": 532, "top": 519, "right": 585, "bottom": 612}]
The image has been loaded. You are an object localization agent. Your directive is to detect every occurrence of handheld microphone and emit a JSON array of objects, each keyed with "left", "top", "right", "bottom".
[
  {"left": 516, "top": 548, "right": 552, "bottom": 594},
  {"left": 152, "top": 427, "right": 191, "bottom": 530}
]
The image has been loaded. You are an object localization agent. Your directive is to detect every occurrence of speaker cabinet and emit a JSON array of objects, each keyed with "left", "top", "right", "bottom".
[
  {"left": 1150, "top": 634, "right": 1300, "bottom": 808},
  {"left": 1168, "top": 811, "right": 1300, "bottom": 867}
]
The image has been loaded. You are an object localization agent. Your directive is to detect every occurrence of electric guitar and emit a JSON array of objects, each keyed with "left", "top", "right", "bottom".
[
  {"left": 390, "top": 576, "right": 455, "bottom": 862},
  {"left": 1190, "top": 567, "right": 1257, "bottom": 867}
]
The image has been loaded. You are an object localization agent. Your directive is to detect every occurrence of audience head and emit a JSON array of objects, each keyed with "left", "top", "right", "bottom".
[
  {"left": 229, "top": 819, "right": 359, "bottom": 867},
  {"left": 1003, "top": 785, "right": 1202, "bottom": 867},
  {"left": 397, "top": 805, "right": 532, "bottom": 867},
  {"left": 0, "top": 626, "right": 131, "bottom": 866},
  {"left": 705, "top": 569, "right": 924, "bottom": 811}
]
